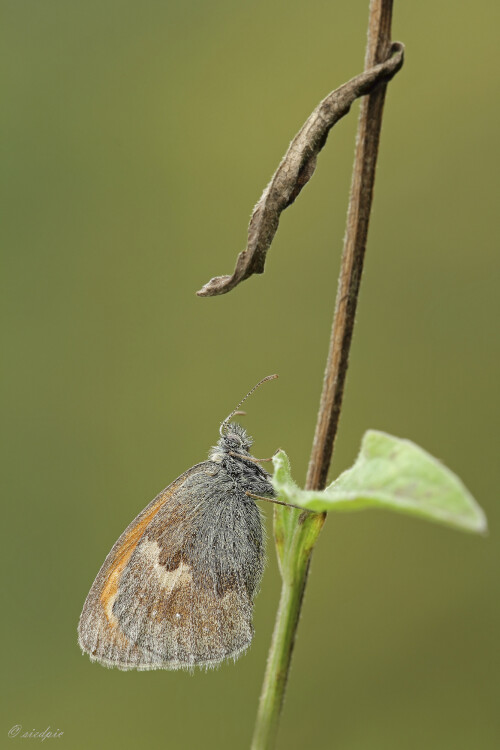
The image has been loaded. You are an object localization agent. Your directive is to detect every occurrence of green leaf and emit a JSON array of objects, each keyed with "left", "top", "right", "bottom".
[{"left": 271, "top": 431, "right": 487, "bottom": 534}]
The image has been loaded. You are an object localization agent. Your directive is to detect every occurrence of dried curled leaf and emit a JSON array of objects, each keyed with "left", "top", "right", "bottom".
[{"left": 197, "top": 42, "right": 404, "bottom": 297}]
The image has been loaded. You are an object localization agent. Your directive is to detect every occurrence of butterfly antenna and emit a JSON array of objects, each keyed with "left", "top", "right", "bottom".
[{"left": 220, "top": 374, "right": 278, "bottom": 436}]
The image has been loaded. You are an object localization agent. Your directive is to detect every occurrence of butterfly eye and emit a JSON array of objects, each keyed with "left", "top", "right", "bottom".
[{"left": 226, "top": 433, "right": 243, "bottom": 448}]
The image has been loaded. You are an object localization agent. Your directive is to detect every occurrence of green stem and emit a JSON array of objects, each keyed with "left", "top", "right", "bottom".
[
  {"left": 251, "top": 572, "right": 307, "bottom": 750},
  {"left": 251, "top": 512, "right": 324, "bottom": 750}
]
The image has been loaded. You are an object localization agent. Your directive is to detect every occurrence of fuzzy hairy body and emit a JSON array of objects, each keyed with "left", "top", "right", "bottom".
[{"left": 78, "top": 424, "right": 274, "bottom": 670}]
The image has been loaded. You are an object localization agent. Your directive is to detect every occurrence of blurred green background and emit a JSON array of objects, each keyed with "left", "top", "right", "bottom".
[{"left": 1, "top": 1, "right": 499, "bottom": 748}]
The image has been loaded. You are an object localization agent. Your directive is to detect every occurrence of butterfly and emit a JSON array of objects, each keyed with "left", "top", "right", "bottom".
[{"left": 78, "top": 376, "right": 280, "bottom": 670}]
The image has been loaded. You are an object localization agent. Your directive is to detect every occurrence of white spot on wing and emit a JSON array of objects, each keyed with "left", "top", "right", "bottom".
[{"left": 137, "top": 539, "right": 193, "bottom": 592}]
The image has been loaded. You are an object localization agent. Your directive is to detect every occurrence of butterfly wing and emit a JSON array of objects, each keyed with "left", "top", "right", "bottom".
[{"left": 78, "top": 461, "right": 260, "bottom": 670}]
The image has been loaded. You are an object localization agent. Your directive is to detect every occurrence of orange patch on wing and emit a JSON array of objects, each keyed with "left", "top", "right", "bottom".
[{"left": 99, "top": 490, "right": 174, "bottom": 626}]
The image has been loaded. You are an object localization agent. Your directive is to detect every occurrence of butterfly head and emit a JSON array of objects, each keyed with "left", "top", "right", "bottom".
[
  {"left": 210, "top": 375, "right": 277, "bottom": 464},
  {"left": 210, "top": 422, "right": 253, "bottom": 462}
]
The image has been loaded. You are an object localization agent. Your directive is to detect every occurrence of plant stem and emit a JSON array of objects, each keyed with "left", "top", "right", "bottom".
[
  {"left": 251, "top": 569, "right": 307, "bottom": 749},
  {"left": 251, "top": 511, "right": 324, "bottom": 750},
  {"left": 252, "top": 1, "right": 398, "bottom": 747},
  {"left": 306, "top": 0, "right": 395, "bottom": 491}
]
